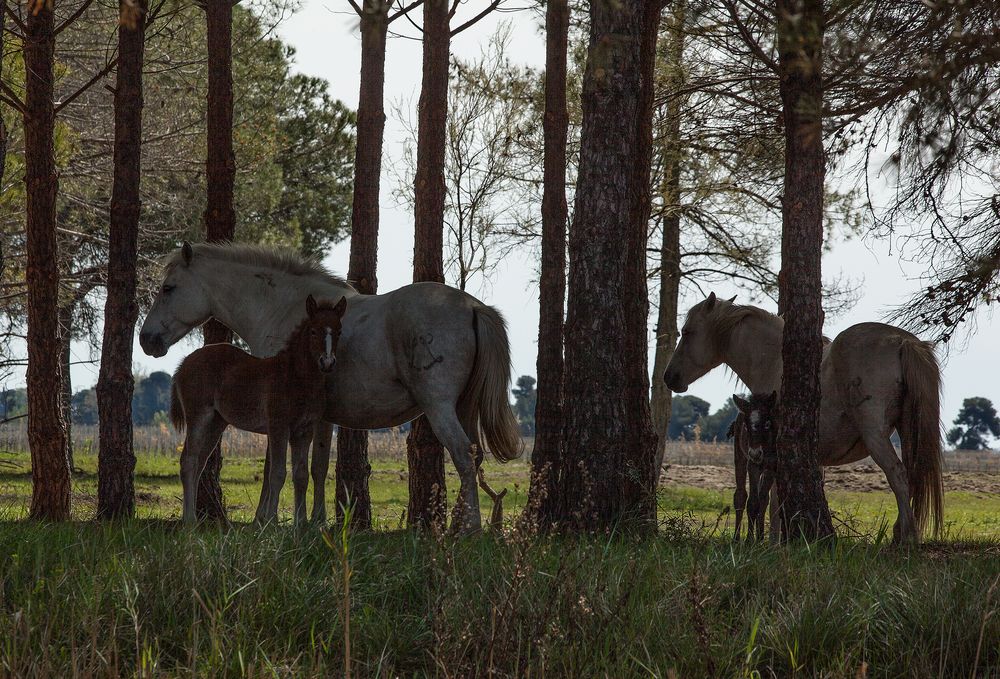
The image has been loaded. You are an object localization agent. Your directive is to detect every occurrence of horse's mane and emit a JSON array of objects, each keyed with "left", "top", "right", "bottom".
[
  {"left": 694, "top": 299, "right": 781, "bottom": 344},
  {"left": 165, "top": 242, "right": 355, "bottom": 292},
  {"left": 697, "top": 298, "right": 831, "bottom": 346}
]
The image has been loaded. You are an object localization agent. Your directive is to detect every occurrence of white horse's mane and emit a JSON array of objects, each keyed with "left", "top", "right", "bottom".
[
  {"left": 690, "top": 298, "right": 781, "bottom": 342},
  {"left": 165, "top": 242, "right": 356, "bottom": 292}
]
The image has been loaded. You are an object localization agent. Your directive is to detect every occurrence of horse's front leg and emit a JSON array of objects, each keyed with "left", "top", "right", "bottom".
[
  {"left": 291, "top": 427, "right": 313, "bottom": 527},
  {"left": 310, "top": 421, "right": 334, "bottom": 524},
  {"left": 259, "top": 427, "right": 290, "bottom": 524}
]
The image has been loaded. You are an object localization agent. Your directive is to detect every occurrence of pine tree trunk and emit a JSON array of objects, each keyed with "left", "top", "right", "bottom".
[
  {"left": 526, "top": 0, "right": 569, "bottom": 529},
  {"left": 335, "top": 0, "right": 391, "bottom": 530},
  {"left": 0, "top": 10, "right": 6, "bottom": 185},
  {"left": 96, "top": 0, "right": 146, "bottom": 520},
  {"left": 774, "top": 0, "right": 834, "bottom": 542},
  {"left": 650, "top": 0, "right": 686, "bottom": 486},
  {"left": 556, "top": 0, "right": 660, "bottom": 530},
  {"left": 24, "top": 1, "right": 71, "bottom": 521},
  {"left": 59, "top": 303, "right": 74, "bottom": 470},
  {"left": 198, "top": 0, "right": 236, "bottom": 522},
  {"left": 407, "top": 0, "right": 450, "bottom": 531}
]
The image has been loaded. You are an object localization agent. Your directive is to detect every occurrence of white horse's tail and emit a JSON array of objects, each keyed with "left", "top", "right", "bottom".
[
  {"left": 459, "top": 306, "right": 523, "bottom": 463},
  {"left": 899, "top": 338, "right": 944, "bottom": 538},
  {"left": 170, "top": 380, "right": 186, "bottom": 432}
]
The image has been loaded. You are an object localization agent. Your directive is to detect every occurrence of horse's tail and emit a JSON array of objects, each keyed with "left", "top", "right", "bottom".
[
  {"left": 170, "top": 380, "right": 185, "bottom": 432},
  {"left": 458, "top": 305, "right": 523, "bottom": 463},
  {"left": 899, "top": 337, "right": 944, "bottom": 538}
]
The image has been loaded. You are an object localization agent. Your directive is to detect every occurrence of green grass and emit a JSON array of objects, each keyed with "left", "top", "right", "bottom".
[
  {"left": 1, "top": 451, "right": 999, "bottom": 676},
  {"left": 3, "top": 450, "right": 1000, "bottom": 540}
]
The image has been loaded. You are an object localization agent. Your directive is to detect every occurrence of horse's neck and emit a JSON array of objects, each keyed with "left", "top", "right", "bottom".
[
  {"left": 197, "top": 259, "right": 354, "bottom": 357},
  {"left": 723, "top": 314, "right": 783, "bottom": 393}
]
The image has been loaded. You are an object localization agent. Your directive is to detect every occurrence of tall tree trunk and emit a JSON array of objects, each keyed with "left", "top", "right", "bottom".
[
  {"left": 526, "top": 0, "right": 569, "bottom": 529},
  {"left": 198, "top": 0, "right": 236, "bottom": 521},
  {"left": 556, "top": 0, "right": 660, "bottom": 530},
  {"left": 0, "top": 10, "right": 7, "bottom": 188},
  {"left": 97, "top": 0, "right": 146, "bottom": 520},
  {"left": 336, "top": 0, "right": 392, "bottom": 530},
  {"left": 406, "top": 0, "right": 450, "bottom": 531},
  {"left": 650, "top": 0, "right": 686, "bottom": 486},
  {"left": 24, "top": 0, "right": 71, "bottom": 520},
  {"left": 774, "top": 0, "right": 834, "bottom": 541},
  {"left": 59, "top": 303, "right": 74, "bottom": 470}
]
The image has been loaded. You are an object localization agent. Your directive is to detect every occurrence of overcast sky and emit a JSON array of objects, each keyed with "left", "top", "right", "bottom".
[{"left": 35, "top": 0, "right": 998, "bottom": 428}]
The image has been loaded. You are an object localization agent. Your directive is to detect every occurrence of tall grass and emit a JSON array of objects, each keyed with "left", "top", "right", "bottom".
[{"left": 0, "top": 517, "right": 997, "bottom": 677}]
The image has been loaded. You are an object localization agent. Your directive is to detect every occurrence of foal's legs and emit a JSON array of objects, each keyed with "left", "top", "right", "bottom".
[
  {"left": 291, "top": 427, "right": 314, "bottom": 527},
  {"left": 259, "top": 427, "right": 290, "bottom": 524},
  {"left": 422, "top": 403, "right": 481, "bottom": 533},
  {"left": 310, "top": 421, "right": 334, "bottom": 523},
  {"left": 733, "top": 441, "right": 748, "bottom": 541},
  {"left": 180, "top": 412, "right": 228, "bottom": 524}
]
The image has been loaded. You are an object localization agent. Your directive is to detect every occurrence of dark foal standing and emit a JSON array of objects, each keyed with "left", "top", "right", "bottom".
[
  {"left": 731, "top": 392, "right": 778, "bottom": 541},
  {"left": 171, "top": 295, "right": 347, "bottom": 525}
]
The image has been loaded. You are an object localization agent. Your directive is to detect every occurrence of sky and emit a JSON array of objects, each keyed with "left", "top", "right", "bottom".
[{"left": 29, "top": 0, "right": 1000, "bottom": 429}]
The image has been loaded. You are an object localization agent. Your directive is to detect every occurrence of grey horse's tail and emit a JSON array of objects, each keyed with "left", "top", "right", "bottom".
[
  {"left": 170, "top": 380, "right": 186, "bottom": 432},
  {"left": 458, "top": 305, "right": 523, "bottom": 463},
  {"left": 899, "top": 338, "right": 944, "bottom": 538}
]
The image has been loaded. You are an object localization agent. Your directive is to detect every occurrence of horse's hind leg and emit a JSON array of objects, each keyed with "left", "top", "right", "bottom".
[
  {"left": 310, "top": 421, "right": 333, "bottom": 524},
  {"left": 422, "top": 404, "right": 481, "bottom": 534},
  {"left": 291, "top": 427, "right": 313, "bottom": 527},
  {"left": 862, "top": 427, "right": 917, "bottom": 544}
]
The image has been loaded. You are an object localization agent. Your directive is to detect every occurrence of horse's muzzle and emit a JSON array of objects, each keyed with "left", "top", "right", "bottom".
[
  {"left": 139, "top": 331, "right": 167, "bottom": 358},
  {"left": 663, "top": 369, "right": 688, "bottom": 393},
  {"left": 318, "top": 356, "right": 336, "bottom": 373}
]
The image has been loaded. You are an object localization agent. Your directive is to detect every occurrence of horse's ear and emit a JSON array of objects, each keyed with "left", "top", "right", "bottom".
[
  {"left": 333, "top": 296, "right": 347, "bottom": 318},
  {"left": 705, "top": 291, "right": 717, "bottom": 311},
  {"left": 733, "top": 394, "right": 749, "bottom": 413},
  {"left": 727, "top": 295, "right": 737, "bottom": 303},
  {"left": 306, "top": 294, "right": 318, "bottom": 318},
  {"left": 182, "top": 241, "right": 193, "bottom": 266}
]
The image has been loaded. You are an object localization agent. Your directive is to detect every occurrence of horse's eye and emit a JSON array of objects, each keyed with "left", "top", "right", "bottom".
[{"left": 162, "top": 284, "right": 175, "bottom": 294}]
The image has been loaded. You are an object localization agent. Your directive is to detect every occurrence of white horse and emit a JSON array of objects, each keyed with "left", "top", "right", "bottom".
[
  {"left": 663, "top": 293, "right": 943, "bottom": 543},
  {"left": 140, "top": 242, "right": 522, "bottom": 530}
]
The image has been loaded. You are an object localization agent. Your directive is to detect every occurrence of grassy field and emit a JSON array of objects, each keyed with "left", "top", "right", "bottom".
[{"left": 1, "top": 449, "right": 999, "bottom": 676}]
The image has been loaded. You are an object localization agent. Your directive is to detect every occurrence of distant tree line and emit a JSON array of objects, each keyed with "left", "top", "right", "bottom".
[{"left": 2, "top": 371, "right": 172, "bottom": 427}]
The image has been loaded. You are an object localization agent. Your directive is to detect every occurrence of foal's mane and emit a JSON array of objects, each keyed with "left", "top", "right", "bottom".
[{"left": 165, "top": 243, "right": 355, "bottom": 291}]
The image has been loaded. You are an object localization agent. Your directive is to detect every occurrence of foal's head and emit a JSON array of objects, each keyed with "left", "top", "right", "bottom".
[
  {"left": 297, "top": 295, "right": 347, "bottom": 374},
  {"left": 733, "top": 391, "right": 778, "bottom": 467}
]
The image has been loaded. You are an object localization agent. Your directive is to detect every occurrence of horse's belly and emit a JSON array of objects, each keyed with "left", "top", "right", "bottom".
[{"left": 322, "top": 373, "right": 418, "bottom": 429}]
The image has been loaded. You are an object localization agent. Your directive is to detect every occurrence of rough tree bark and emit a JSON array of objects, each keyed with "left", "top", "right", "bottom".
[
  {"left": 96, "top": 0, "right": 147, "bottom": 520},
  {"left": 59, "top": 303, "right": 74, "bottom": 470},
  {"left": 650, "top": 0, "right": 686, "bottom": 486},
  {"left": 406, "top": 0, "right": 451, "bottom": 530},
  {"left": 24, "top": 0, "right": 71, "bottom": 520},
  {"left": 198, "top": 0, "right": 236, "bottom": 521},
  {"left": 774, "top": 0, "right": 835, "bottom": 541},
  {"left": 0, "top": 9, "right": 6, "bottom": 184},
  {"left": 555, "top": 0, "right": 660, "bottom": 530},
  {"left": 526, "top": 0, "right": 569, "bottom": 528},
  {"left": 336, "top": 0, "right": 395, "bottom": 530}
]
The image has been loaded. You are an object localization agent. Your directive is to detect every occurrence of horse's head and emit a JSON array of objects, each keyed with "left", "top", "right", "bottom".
[
  {"left": 139, "top": 242, "right": 213, "bottom": 357},
  {"left": 302, "top": 294, "right": 347, "bottom": 373},
  {"left": 663, "top": 292, "right": 735, "bottom": 392},
  {"left": 733, "top": 391, "right": 778, "bottom": 466}
]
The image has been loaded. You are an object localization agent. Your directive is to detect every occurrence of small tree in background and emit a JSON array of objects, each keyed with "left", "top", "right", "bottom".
[
  {"left": 511, "top": 375, "right": 537, "bottom": 437},
  {"left": 947, "top": 397, "right": 1000, "bottom": 451}
]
